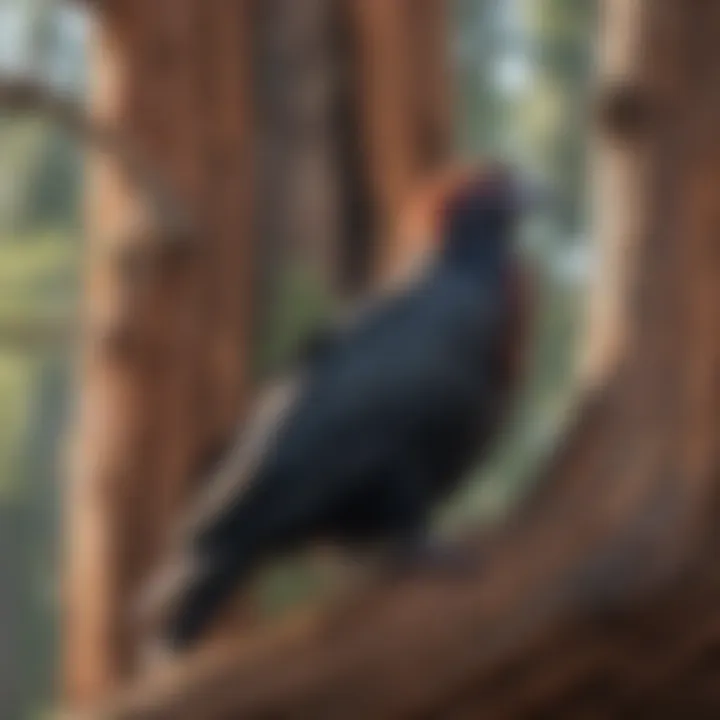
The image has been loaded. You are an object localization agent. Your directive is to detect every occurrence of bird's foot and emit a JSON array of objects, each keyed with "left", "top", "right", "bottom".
[{"left": 390, "top": 537, "right": 480, "bottom": 580}]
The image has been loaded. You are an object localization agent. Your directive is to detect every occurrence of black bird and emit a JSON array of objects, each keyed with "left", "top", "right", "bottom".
[{"left": 142, "top": 163, "right": 535, "bottom": 652}]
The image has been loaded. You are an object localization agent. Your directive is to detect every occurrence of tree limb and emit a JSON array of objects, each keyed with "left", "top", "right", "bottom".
[
  {"left": 0, "top": 75, "right": 192, "bottom": 240},
  {"left": 71, "top": 379, "right": 720, "bottom": 720}
]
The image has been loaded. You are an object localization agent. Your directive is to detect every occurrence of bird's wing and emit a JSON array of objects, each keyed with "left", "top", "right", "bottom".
[
  {"left": 183, "top": 260, "right": 488, "bottom": 544},
  {"left": 179, "top": 279, "right": 408, "bottom": 541},
  {"left": 139, "top": 268, "right": 435, "bottom": 619},
  {"left": 135, "top": 372, "right": 305, "bottom": 632},
  {"left": 177, "top": 373, "right": 305, "bottom": 542}
]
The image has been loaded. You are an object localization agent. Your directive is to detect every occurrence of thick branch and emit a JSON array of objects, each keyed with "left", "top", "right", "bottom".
[{"left": 74, "top": 378, "right": 720, "bottom": 720}]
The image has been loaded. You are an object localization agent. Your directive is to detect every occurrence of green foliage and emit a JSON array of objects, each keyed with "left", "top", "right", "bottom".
[
  {"left": 0, "top": 227, "right": 76, "bottom": 718},
  {"left": 0, "top": 118, "right": 81, "bottom": 236},
  {"left": 442, "top": 0, "right": 595, "bottom": 528},
  {"left": 453, "top": 0, "right": 508, "bottom": 154},
  {"left": 0, "top": 1, "right": 84, "bottom": 716},
  {"left": 0, "top": 230, "right": 78, "bottom": 316},
  {"left": 255, "top": 263, "right": 334, "bottom": 377},
  {"left": 518, "top": 0, "right": 597, "bottom": 237},
  {"left": 0, "top": 354, "right": 38, "bottom": 497}
]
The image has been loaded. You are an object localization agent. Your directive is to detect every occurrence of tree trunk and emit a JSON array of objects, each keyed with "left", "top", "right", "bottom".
[
  {"left": 347, "top": 0, "right": 451, "bottom": 282},
  {"left": 64, "top": 0, "right": 253, "bottom": 706},
  {"left": 581, "top": 0, "right": 649, "bottom": 385},
  {"left": 79, "top": 0, "right": 720, "bottom": 717},
  {"left": 253, "top": 0, "right": 344, "bottom": 297}
]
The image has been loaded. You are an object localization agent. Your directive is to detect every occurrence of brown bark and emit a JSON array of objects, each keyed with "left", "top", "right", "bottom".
[
  {"left": 64, "top": 0, "right": 253, "bottom": 706},
  {"left": 251, "top": 0, "right": 452, "bottom": 302},
  {"left": 347, "top": 0, "right": 451, "bottom": 282},
  {"left": 582, "top": 0, "right": 649, "bottom": 385},
  {"left": 253, "top": 0, "right": 344, "bottom": 296},
  {"left": 76, "top": 0, "right": 720, "bottom": 717}
]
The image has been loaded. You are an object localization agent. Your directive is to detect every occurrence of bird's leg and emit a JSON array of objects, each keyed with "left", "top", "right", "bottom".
[
  {"left": 387, "top": 529, "right": 481, "bottom": 579},
  {"left": 366, "top": 469, "right": 479, "bottom": 579}
]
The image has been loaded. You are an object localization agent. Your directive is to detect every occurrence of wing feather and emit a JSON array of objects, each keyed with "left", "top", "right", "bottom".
[{"left": 179, "top": 374, "right": 305, "bottom": 541}]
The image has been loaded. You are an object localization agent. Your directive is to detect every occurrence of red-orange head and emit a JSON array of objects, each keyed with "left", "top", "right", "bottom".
[{"left": 400, "top": 161, "right": 536, "bottom": 254}]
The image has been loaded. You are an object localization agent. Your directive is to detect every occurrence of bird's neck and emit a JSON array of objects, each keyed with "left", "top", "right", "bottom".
[{"left": 439, "top": 233, "right": 510, "bottom": 288}]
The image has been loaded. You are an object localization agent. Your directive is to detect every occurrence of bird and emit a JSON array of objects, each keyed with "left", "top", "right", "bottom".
[{"left": 140, "top": 161, "right": 536, "bottom": 653}]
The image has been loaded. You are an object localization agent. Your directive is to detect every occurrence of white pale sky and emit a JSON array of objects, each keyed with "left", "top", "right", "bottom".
[
  {"left": 0, "top": 1, "right": 88, "bottom": 86},
  {"left": 0, "top": 3, "right": 28, "bottom": 72}
]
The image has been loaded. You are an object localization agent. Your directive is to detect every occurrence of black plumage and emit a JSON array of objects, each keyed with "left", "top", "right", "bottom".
[{"left": 145, "top": 165, "right": 533, "bottom": 651}]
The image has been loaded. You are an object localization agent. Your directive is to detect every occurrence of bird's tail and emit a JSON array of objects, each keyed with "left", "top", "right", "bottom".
[{"left": 135, "top": 546, "right": 249, "bottom": 654}]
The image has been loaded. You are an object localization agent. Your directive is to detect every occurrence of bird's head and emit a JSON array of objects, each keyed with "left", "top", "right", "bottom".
[{"left": 400, "top": 162, "right": 540, "bottom": 276}]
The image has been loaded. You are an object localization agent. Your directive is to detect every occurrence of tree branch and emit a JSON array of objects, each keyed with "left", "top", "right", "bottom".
[
  {"left": 0, "top": 75, "right": 192, "bottom": 241},
  {"left": 71, "top": 379, "right": 720, "bottom": 720}
]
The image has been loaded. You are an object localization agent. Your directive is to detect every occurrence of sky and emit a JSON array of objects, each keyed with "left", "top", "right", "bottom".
[{"left": 0, "top": 0, "right": 87, "bottom": 88}]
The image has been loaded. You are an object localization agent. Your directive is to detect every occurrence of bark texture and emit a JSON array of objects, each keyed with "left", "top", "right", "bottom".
[
  {"left": 347, "top": 0, "right": 451, "bottom": 281},
  {"left": 65, "top": 0, "right": 253, "bottom": 705}
]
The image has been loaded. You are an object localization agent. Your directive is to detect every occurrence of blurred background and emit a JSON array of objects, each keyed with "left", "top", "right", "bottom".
[{"left": 0, "top": 1, "right": 595, "bottom": 716}]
